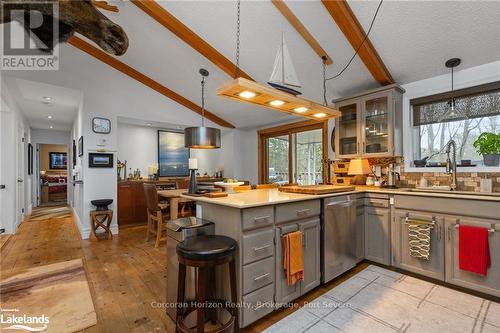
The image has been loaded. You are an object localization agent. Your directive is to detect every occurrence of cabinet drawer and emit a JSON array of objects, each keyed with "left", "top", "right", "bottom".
[
  {"left": 242, "top": 257, "right": 274, "bottom": 295},
  {"left": 241, "top": 284, "right": 275, "bottom": 327},
  {"left": 364, "top": 198, "right": 389, "bottom": 208},
  {"left": 242, "top": 206, "right": 274, "bottom": 231},
  {"left": 276, "top": 200, "right": 320, "bottom": 223},
  {"left": 242, "top": 229, "right": 274, "bottom": 265}
]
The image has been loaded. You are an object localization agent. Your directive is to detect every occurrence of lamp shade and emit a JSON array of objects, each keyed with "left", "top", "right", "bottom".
[
  {"left": 348, "top": 158, "right": 371, "bottom": 175},
  {"left": 184, "top": 126, "right": 221, "bottom": 149}
]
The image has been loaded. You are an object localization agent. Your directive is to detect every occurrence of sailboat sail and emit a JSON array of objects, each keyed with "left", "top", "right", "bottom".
[{"left": 268, "top": 34, "right": 302, "bottom": 90}]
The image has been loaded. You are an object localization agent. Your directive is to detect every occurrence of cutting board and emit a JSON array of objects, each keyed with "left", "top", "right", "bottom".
[
  {"left": 0, "top": 258, "right": 97, "bottom": 333},
  {"left": 204, "top": 192, "right": 228, "bottom": 198},
  {"left": 279, "top": 185, "right": 355, "bottom": 195}
]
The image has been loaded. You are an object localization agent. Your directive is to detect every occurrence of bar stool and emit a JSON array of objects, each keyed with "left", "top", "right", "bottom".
[{"left": 176, "top": 235, "right": 239, "bottom": 333}]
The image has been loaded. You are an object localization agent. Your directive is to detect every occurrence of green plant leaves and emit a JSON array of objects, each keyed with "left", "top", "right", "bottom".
[{"left": 473, "top": 132, "right": 500, "bottom": 155}]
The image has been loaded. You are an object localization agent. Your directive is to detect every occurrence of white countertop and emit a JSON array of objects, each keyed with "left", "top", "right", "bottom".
[{"left": 182, "top": 187, "right": 500, "bottom": 209}]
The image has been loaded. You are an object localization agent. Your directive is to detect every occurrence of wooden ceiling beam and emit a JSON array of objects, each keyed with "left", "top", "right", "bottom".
[
  {"left": 68, "top": 36, "right": 235, "bottom": 129},
  {"left": 321, "top": 0, "right": 394, "bottom": 85},
  {"left": 271, "top": 0, "right": 333, "bottom": 65},
  {"left": 131, "top": 0, "right": 253, "bottom": 81}
]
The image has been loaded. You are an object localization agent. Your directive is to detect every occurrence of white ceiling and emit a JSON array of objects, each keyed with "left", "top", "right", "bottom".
[
  {"left": 2, "top": 0, "right": 499, "bottom": 130},
  {"left": 2, "top": 77, "right": 81, "bottom": 131}
]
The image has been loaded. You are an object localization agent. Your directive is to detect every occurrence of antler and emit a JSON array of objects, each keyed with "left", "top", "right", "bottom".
[{"left": 92, "top": 0, "right": 119, "bottom": 13}]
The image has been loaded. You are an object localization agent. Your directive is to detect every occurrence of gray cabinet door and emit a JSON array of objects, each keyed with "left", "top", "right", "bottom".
[
  {"left": 445, "top": 217, "right": 500, "bottom": 297},
  {"left": 364, "top": 207, "right": 391, "bottom": 265},
  {"left": 355, "top": 204, "right": 365, "bottom": 263},
  {"left": 393, "top": 210, "right": 445, "bottom": 280},
  {"left": 275, "top": 223, "right": 301, "bottom": 304},
  {"left": 300, "top": 218, "right": 321, "bottom": 294}
]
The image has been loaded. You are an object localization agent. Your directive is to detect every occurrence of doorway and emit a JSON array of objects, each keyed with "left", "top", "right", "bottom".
[
  {"left": 258, "top": 120, "right": 328, "bottom": 185},
  {"left": 38, "top": 144, "right": 69, "bottom": 206}
]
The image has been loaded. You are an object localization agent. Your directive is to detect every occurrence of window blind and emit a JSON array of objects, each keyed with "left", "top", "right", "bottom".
[{"left": 411, "top": 81, "right": 500, "bottom": 126}]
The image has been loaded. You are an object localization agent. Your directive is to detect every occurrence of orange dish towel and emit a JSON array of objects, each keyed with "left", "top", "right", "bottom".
[{"left": 283, "top": 231, "right": 304, "bottom": 286}]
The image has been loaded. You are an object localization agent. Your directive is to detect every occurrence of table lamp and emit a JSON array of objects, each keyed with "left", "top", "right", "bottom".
[
  {"left": 348, "top": 158, "right": 372, "bottom": 185},
  {"left": 188, "top": 158, "right": 198, "bottom": 194}
]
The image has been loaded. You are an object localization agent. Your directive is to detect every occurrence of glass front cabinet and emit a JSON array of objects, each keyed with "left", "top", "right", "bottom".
[{"left": 334, "top": 85, "right": 404, "bottom": 159}]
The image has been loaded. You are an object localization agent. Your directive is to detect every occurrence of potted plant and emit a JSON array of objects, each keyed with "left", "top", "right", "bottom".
[{"left": 473, "top": 132, "right": 500, "bottom": 166}]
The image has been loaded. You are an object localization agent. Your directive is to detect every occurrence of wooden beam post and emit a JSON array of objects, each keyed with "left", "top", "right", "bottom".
[
  {"left": 131, "top": 0, "right": 253, "bottom": 81},
  {"left": 321, "top": 0, "right": 393, "bottom": 85},
  {"left": 271, "top": 0, "right": 333, "bottom": 65},
  {"left": 68, "top": 36, "right": 235, "bottom": 129}
]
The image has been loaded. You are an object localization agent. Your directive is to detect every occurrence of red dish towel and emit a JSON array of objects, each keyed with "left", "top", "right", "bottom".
[{"left": 459, "top": 225, "right": 490, "bottom": 276}]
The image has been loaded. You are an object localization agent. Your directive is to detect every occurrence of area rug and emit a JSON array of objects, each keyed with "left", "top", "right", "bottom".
[
  {"left": 264, "top": 265, "right": 500, "bottom": 333},
  {"left": 0, "top": 258, "right": 97, "bottom": 332}
]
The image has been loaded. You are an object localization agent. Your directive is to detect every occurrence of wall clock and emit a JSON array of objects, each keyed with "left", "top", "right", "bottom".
[{"left": 92, "top": 117, "right": 111, "bottom": 134}]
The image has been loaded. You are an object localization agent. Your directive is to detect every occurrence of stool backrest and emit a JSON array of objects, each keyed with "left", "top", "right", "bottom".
[{"left": 143, "top": 183, "right": 159, "bottom": 212}]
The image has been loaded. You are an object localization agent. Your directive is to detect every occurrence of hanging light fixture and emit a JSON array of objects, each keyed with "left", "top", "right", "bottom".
[
  {"left": 443, "top": 58, "right": 462, "bottom": 119},
  {"left": 185, "top": 69, "right": 221, "bottom": 149},
  {"left": 217, "top": 0, "right": 340, "bottom": 120}
]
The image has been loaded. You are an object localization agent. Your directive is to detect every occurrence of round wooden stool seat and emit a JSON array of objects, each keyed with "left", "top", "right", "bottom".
[
  {"left": 176, "top": 235, "right": 237, "bottom": 262},
  {"left": 175, "top": 235, "right": 239, "bottom": 333}
]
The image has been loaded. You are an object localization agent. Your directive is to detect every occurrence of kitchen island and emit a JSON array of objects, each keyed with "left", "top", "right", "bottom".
[{"left": 183, "top": 187, "right": 500, "bottom": 327}]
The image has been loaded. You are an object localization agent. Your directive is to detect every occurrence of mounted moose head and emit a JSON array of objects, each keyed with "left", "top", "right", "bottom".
[{"left": 0, "top": 0, "right": 128, "bottom": 55}]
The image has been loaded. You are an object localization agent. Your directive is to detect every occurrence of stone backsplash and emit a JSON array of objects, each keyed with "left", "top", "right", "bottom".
[{"left": 366, "top": 157, "right": 500, "bottom": 192}]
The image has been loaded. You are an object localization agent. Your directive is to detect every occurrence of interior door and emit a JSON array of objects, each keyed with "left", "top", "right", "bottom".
[{"left": 16, "top": 122, "right": 25, "bottom": 225}]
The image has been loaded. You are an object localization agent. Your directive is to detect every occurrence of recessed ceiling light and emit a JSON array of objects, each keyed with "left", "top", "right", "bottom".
[
  {"left": 238, "top": 91, "right": 257, "bottom": 99},
  {"left": 43, "top": 96, "right": 52, "bottom": 101},
  {"left": 47, "top": 115, "right": 52, "bottom": 119},
  {"left": 294, "top": 107, "right": 308, "bottom": 113},
  {"left": 269, "top": 100, "right": 285, "bottom": 107},
  {"left": 313, "top": 113, "right": 326, "bottom": 118},
  {"left": 146, "top": 123, "right": 152, "bottom": 126},
  {"left": 49, "top": 125, "right": 53, "bottom": 129}
]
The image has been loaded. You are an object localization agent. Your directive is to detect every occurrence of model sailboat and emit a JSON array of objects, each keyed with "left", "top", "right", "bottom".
[{"left": 267, "top": 33, "right": 302, "bottom": 96}]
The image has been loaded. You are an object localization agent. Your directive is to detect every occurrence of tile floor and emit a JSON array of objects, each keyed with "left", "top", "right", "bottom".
[{"left": 264, "top": 265, "right": 500, "bottom": 333}]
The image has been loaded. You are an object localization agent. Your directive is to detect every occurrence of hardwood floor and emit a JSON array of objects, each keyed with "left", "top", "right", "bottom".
[{"left": 1, "top": 206, "right": 368, "bottom": 333}]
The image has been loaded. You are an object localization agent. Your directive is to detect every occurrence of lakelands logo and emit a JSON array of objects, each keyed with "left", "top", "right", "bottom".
[
  {"left": 0, "top": 0, "right": 59, "bottom": 70},
  {"left": 1, "top": 309, "right": 49, "bottom": 332}
]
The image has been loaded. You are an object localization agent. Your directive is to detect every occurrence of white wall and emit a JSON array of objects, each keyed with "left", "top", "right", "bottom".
[
  {"left": 117, "top": 122, "right": 237, "bottom": 178},
  {"left": 0, "top": 79, "right": 32, "bottom": 234},
  {"left": 401, "top": 60, "right": 500, "bottom": 172}
]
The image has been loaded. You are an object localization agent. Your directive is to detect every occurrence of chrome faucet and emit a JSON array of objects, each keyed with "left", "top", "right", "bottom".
[{"left": 445, "top": 140, "right": 457, "bottom": 191}]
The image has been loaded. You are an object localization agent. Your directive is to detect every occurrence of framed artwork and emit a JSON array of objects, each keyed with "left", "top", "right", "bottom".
[
  {"left": 92, "top": 117, "right": 111, "bottom": 134},
  {"left": 49, "top": 152, "right": 67, "bottom": 169},
  {"left": 157, "top": 130, "right": 189, "bottom": 177},
  {"left": 88, "top": 153, "right": 114, "bottom": 168},
  {"left": 78, "top": 136, "right": 83, "bottom": 157},
  {"left": 72, "top": 140, "right": 77, "bottom": 167},
  {"left": 27, "top": 143, "right": 33, "bottom": 175}
]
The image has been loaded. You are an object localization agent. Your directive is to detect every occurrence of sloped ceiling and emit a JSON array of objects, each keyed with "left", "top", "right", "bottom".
[{"left": 3, "top": 0, "right": 499, "bottom": 129}]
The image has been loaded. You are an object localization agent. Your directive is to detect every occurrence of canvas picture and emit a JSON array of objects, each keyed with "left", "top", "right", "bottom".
[
  {"left": 49, "top": 152, "right": 67, "bottom": 169},
  {"left": 158, "top": 131, "right": 189, "bottom": 177}
]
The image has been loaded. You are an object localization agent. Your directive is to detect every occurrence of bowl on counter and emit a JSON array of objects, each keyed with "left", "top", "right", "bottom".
[{"left": 214, "top": 181, "right": 245, "bottom": 193}]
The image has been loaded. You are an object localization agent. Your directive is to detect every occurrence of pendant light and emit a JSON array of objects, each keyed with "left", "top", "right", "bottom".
[
  {"left": 443, "top": 58, "right": 461, "bottom": 119},
  {"left": 185, "top": 69, "right": 221, "bottom": 149}
]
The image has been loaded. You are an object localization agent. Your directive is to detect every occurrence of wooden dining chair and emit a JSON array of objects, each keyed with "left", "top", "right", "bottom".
[
  {"left": 255, "top": 183, "right": 279, "bottom": 189},
  {"left": 143, "top": 183, "right": 169, "bottom": 247}
]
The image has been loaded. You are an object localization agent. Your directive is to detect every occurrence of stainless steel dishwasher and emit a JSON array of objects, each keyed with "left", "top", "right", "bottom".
[
  {"left": 166, "top": 217, "right": 214, "bottom": 321},
  {"left": 322, "top": 195, "right": 357, "bottom": 283}
]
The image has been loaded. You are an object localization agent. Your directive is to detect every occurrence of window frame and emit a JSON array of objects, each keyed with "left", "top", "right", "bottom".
[
  {"left": 404, "top": 80, "right": 500, "bottom": 173},
  {"left": 258, "top": 119, "right": 328, "bottom": 184}
]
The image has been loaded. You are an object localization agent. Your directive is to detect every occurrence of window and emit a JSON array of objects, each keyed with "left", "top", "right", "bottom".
[
  {"left": 259, "top": 120, "right": 327, "bottom": 185},
  {"left": 411, "top": 82, "right": 500, "bottom": 166}
]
